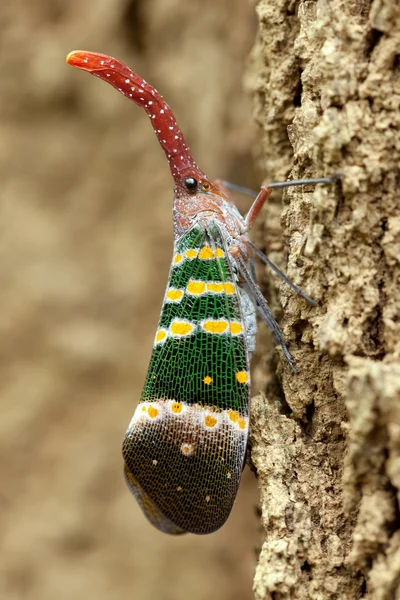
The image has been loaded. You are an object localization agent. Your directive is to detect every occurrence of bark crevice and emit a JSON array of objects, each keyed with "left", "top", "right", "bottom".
[{"left": 249, "top": 0, "right": 400, "bottom": 598}]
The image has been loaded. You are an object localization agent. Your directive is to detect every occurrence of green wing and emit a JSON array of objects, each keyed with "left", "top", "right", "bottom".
[{"left": 123, "top": 224, "right": 250, "bottom": 534}]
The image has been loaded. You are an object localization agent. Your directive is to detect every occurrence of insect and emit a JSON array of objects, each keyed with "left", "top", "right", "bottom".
[{"left": 66, "top": 50, "right": 339, "bottom": 535}]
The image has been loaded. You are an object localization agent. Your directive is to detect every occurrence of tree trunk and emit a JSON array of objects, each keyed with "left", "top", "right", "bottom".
[{"left": 247, "top": 1, "right": 400, "bottom": 598}]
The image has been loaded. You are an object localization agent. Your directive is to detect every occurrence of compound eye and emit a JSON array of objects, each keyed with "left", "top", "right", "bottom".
[{"left": 184, "top": 177, "right": 198, "bottom": 191}]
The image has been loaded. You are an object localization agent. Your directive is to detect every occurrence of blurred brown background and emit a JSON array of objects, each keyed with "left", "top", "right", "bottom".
[{"left": 0, "top": 1, "right": 261, "bottom": 599}]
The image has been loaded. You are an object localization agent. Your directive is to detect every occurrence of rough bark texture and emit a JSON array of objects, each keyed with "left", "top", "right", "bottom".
[
  {"left": 0, "top": 2, "right": 260, "bottom": 600},
  {"left": 248, "top": 1, "right": 400, "bottom": 598}
]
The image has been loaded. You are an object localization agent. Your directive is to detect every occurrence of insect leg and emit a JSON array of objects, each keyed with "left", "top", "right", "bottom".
[
  {"left": 248, "top": 241, "right": 317, "bottom": 305},
  {"left": 249, "top": 256, "right": 257, "bottom": 284},
  {"left": 244, "top": 174, "right": 342, "bottom": 231},
  {"left": 235, "top": 255, "right": 296, "bottom": 372},
  {"left": 266, "top": 174, "right": 343, "bottom": 190},
  {"left": 223, "top": 174, "right": 342, "bottom": 201},
  {"left": 244, "top": 187, "right": 273, "bottom": 231},
  {"left": 220, "top": 180, "right": 258, "bottom": 199}
]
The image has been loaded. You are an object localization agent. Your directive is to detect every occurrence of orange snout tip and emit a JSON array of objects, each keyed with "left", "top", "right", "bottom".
[
  {"left": 66, "top": 50, "right": 108, "bottom": 71},
  {"left": 66, "top": 50, "right": 85, "bottom": 66}
]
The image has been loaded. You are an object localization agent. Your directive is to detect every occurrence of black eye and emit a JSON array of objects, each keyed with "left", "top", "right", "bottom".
[{"left": 184, "top": 177, "right": 198, "bottom": 191}]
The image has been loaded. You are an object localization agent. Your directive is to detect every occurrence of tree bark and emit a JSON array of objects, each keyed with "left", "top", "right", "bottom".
[{"left": 247, "top": 1, "right": 400, "bottom": 598}]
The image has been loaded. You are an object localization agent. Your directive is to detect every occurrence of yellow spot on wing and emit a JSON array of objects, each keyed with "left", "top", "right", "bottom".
[
  {"left": 187, "top": 280, "right": 207, "bottom": 295},
  {"left": 155, "top": 328, "right": 168, "bottom": 343},
  {"left": 224, "top": 282, "right": 236, "bottom": 294},
  {"left": 206, "top": 281, "right": 236, "bottom": 294},
  {"left": 170, "top": 319, "right": 195, "bottom": 337},
  {"left": 171, "top": 401, "right": 183, "bottom": 413},
  {"left": 185, "top": 248, "right": 198, "bottom": 259},
  {"left": 207, "top": 282, "right": 224, "bottom": 293},
  {"left": 227, "top": 410, "right": 239, "bottom": 423},
  {"left": 236, "top": 371, "right": 248, "bottom": 384},
  {"left": 230, "top": 321, "right": 243, "bottom": 335},
  {"left": 198, "top": 246, "right": 214, "bottom": 259},
  {"left": 238, "top": 417, "right": 247, "bottom": 430},
  {"left": 201, "top": 319, "right": 228, "bottom": 334},
  {"left": 227, "top": 409, "right": 247, "bottom": 430},
  {"left": 203, "top": 376, "right": 213, "bottom": 385},
  {"left": 166, "top": 288, "right": 184, "bottom": 302},
  {"left": 148, "top": 406, "right": 159, "bottom": 419},
  {"left": 205, "top": 415, "right": 218, "bottom": 428},
  {"left": 173, "top": 253, "right": 183, "bottom": 265},
  {"left": 215, "top": 248, "right": 225, "bottom": 258}
]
